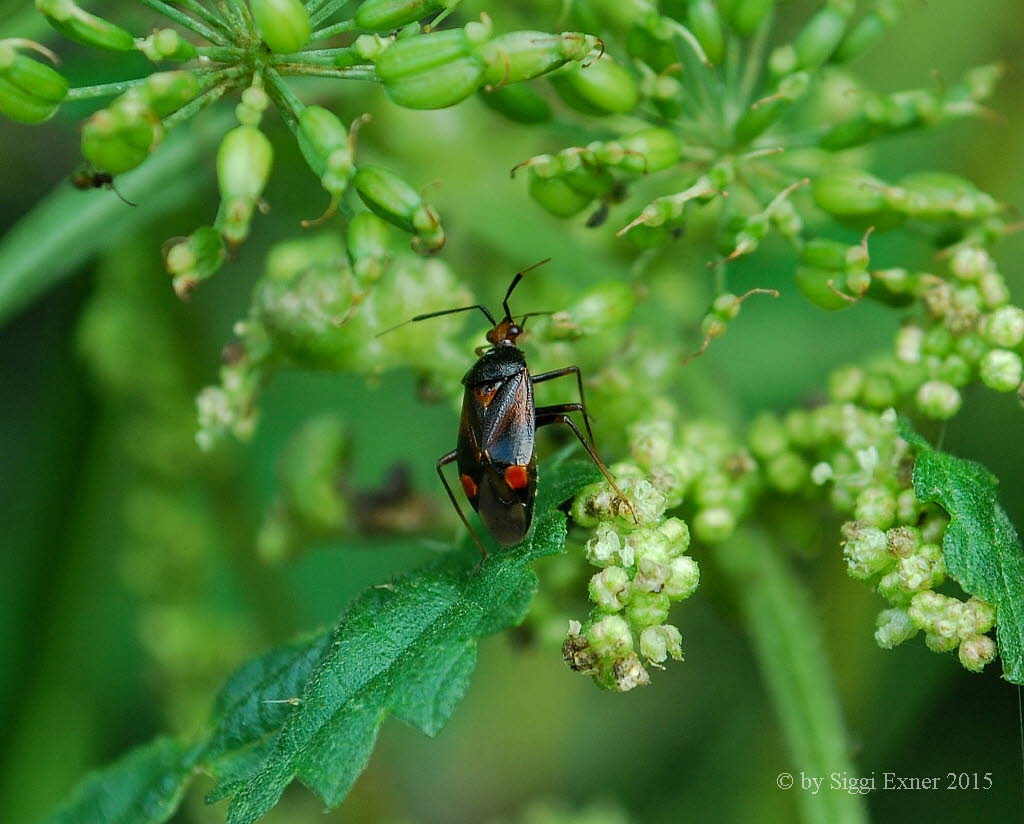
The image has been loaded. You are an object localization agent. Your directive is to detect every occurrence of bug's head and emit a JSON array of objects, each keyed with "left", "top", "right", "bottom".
[{"left": 485, "top": 318, "right": 522, "bottom": 347}]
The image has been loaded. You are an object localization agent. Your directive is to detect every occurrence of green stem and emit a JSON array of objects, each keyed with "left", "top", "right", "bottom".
[
  {"left": 714, "top": 527, "right": 870, "bottom": 824},
  {"left": 263, "top": 68, "right": 302, "bottom": 132},
  {"left": 274, "top": 63, "right": 378, "bottom": 81},
  {"left": 196, "top": 45, "right": 248, "bottom": 62},
  {"left": 220, "top": 0, "right": 256, "bottom": 39},
  {"left": 175, "top": 0, "right": 234, "bottom": 40},
  {"left": 737, "top": 11, "right": 772, "bottom": 111},
  {"left": 309, "top": 18, "right": 357, "bottom": 41},
  {"left": 139, "top": 0, "right": 229, "bottom": 45},
  {"left": 309, "top": 0, "right": 354, "bottom": 28},
  {"left": 66, "top": 77, "right": 148, "bottom": 100}
]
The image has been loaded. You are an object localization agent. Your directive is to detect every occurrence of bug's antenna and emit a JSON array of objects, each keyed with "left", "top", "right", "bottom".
[
  {"left": 376, "top": 304, "right": 497, "bottom": 338},
  {"left": 503, "top": 257, "right": 552, "bottom": 320},
  {"left": 517, "top": 310, "right": 554, "bottom": 330}
]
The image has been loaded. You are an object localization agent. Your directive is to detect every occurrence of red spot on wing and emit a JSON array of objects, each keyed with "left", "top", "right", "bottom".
[
  {"left": 504, "top": 464, "right": 529, "bottom": 490},
  {"left": 460, "top": 473, "right": 478, "bottom": 499}
]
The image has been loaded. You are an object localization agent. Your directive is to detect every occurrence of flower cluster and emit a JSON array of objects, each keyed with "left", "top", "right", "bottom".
[
  {"left": 565, "top": 464, "right": 698, "bottom": 691},
  {"left": 196, "top": 212, "right": 473, "bottom": 449},
  {"left": 748, "top": 403, "right": 997, "bottom": 672},
  {"left": 4, "top": 1, "right": 604, "bottom": 296}
]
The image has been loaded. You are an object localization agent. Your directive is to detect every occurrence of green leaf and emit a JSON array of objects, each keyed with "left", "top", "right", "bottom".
[
  {"left": 43, "top": 737, "right": 198, "bottom": 824},
  {"left": 225, "top": 457, "right": 598, "bottom": 823},
  {"left": 43, "top": 455, "right": 598, "bottom": 824},
  {"left": 900, "top": 422, "right": 1024, "bottom": 684}
]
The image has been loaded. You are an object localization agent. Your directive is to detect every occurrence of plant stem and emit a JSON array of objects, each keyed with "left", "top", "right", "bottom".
[
  {"left": 274, "top": 63, "right": 378, "bottom": 81},
  {"left": 714, "top": 527, "right": 870, "bottom": 824},
  {"left": 175, "top": 0, "right": 235, "bottom": 40},
  {"left": 66, "top": 77, "right": 149, "bottom": 100},
  {"left": 309, "top": 18, "right": 357, "bottom": 41},
  {"left": 309, "top": 0, "right": 354, "bottom": 29},
  {"left": 139, "top": 0, "right": 229, "bottom": 45},
  {"left": 263, "top": 68, "right": 302, "bottom": 132}
]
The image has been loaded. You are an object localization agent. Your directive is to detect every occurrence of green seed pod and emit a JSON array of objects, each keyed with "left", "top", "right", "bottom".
[
  {"left": 792, "top": 4, "right": 853, "bottom": 70},
  {"left": 216, "top": 125, "right": 273, "bottom": 245},
  {"left": 477, "top": 30, "right": 598, "bottom": 87},
  {"left": 527, "top": 171, "right": 593, "bottom": 218},
  {"left": 82, "top": 99, "right": 162, "bottom": 174},
  {"left": 0, "top": 76, "right": 62, "bottom": 123},
  {"left": 251, "top": 0, "right": 311, "bottom": 53},
  {"left": 626, "top": 22, "right": 676, "bottom": 73},
  {"left": 477, "top": 83, "right": 552, "bottom": 123},
  {"left": 137, "top": 28, "right": 199, "bottom": 62},
  {"left": 376, "top": 28, "right": 485, "bottom": 109},
  {"left": 354, "top": 164, "right": 445, "bottom": 253},
  {"left": 618, "top": 128, "right": 681, "bottom": 174},
  {"left": 0, "top": 46, "right": 68, "bottom": 103},
  {"left": 796, "top": 264, "right": 855, "bottom": 310},
  {"left": 140, "top": 71, "right": 202, "bottom": 117},
  {"left": 164, "top": 226, "right": 227, "bottom": 298},
  {"left": 688, "top": 0, "right": 724, "bottom": 65},
  {"left": 812, "top": 168, "right": 905, "bottom": 231},
  {"left": 895, "top": 171, "right": 1000, "bottom": 221},
  {"left": 347, "top": 212, "right": 393, "bottom": 282},
  {"left": 35, "top": 0, "right": 135, "bottom": 51},
  {"left": 355, "top": 0, "right": 447, "bottom": 31},
  {"left": 549, "top": 58, "right": 638, "bottom": 115},
  {"left": 727, "top": 0, "right": 774, "bottom": 37},
  {"left": 297, "top": 106, "right": 356, "bottom": 209},
  {"left": 834, "top": 0, "right": 902, "bottom": 63}
]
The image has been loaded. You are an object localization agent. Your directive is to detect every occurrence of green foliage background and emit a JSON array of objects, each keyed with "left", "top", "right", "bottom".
[{"left": 1, "top": 1, "right": 1023, "bottom": 822}]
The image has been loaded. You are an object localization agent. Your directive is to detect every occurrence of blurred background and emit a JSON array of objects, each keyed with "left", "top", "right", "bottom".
[{"left": 2, "top": 1, "right": 1023, "bottom": 822}]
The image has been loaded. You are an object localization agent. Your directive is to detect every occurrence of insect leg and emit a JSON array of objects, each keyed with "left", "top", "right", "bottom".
[
  {"left": 531, "top": 365, "right": 596, "bottom": 448},
  {"left": 535, "top": 408, "right": 638, "bottom": 524},
  {"left": 437, "top": 450, "right": 488, "bottom": 559}
]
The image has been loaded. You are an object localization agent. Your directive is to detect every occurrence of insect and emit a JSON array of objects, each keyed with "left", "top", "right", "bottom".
[
  {"left": 392, "top": 259, "right": 634, "bottom": 558},
  {"left": 70, "top": 167, "right": 136, "bottom": 206}
]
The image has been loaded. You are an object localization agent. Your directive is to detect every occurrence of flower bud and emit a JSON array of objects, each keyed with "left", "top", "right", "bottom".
[
  {"left": 141, "top": 71, "right": 202, "bottom": 117},
  {"left": 216, "top": 125, "right": 273, "bottom": 245},
  {"left": 874, "top": 608, "right": 917, "bottom": 649},
  {"left": 624, "top": 590, "right": 670, "bottom": 630},
  {"left": 164, "top": 226, "right": 227, "bottom": 298},
  {"left": 376, "top": 27, "right": 485, "bottom": 109},
  {"left": 252, "top": 0, "right": 311, "bottom": 53},
  {"left": 958, "top": 634, "right": 997, "bottom": 672},
  {"left": 589, "top": 566, "right": 631, "bottom": 612},
  {"left": 639, "top": 625, "right": 683, "bottom": 663},
  {"left": 916, "top": 380, "right": 961, "bottom": 419},
  {"left": 354, "top": 164, "right": 445, "bottom": 253},
  {"left": 36, "top": 0, "right": 135, "bottom": 51},
  {"left": 477, "top": 83, "right": 552, "bottom": 123},
  {"left": 980, "top": 348, "right": 1022, "bottom": 392},
  {"left": 549, "top": 58, "right": 639, "bottom": 115},
  {"left": 842, "top": 522, "right": 889, "bottom": 579},
  {"left": 795, "top": 265, "right": 854, "bottom": 310},
  {"left": 854, "top": 486, "right": 896, "bottom": 530},
  {"left": 693, "top": 506, "right": 736, "bottom": 543},
  {"left": 663, "top": 556, "right": 699, "bottom": 599},
  {"left": 588, "top": 614, "right": 633, "bottom": 658},
  {"left": 527, "top": 171, "right": 593, "bottom": 218},
  {"left": 617, "top": 128, "right": 681, "bottom": 174},
  {"left": 834, "top": 0, "right": 901, "bottom": 62},
  {"left": 981, "top": 305, "right": 1024, "bottom": 348}
]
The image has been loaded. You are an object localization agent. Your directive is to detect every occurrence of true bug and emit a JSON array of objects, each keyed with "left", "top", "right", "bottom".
[{"left": 392, "top": 259, "right": 634, "bottom": 557}]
